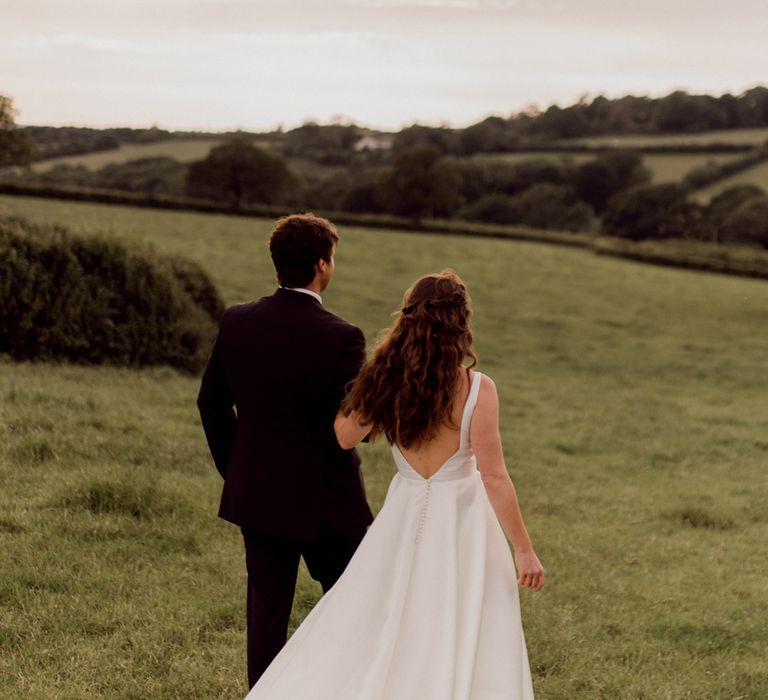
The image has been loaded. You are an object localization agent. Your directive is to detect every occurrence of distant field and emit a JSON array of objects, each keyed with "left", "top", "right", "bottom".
[
  {"left": 471, "top": 151, "right": 596, "bottom": 166},
  {"left": 31, "top": 139, "right": 226, "bottom": 171},
  {"left": 469, "top": 151, "right": 744, "bottom": 185},
  {"left": 1, "top": 194, "right": 767, "bottom": 699},
  {"left": 642, "top": 152, "right": 744, "bottom": 183},
  {"left": 27, "top": 131, "right": 768, "bottom": 195},
  {"left": 565, "top": 127, "right": 768, "bottom": 149},
  {"left": 694, "top": 159, "right": 768, "bottom": 202},
  {"left": 29, "top": 138, "right": 341, "bottom": 183}
]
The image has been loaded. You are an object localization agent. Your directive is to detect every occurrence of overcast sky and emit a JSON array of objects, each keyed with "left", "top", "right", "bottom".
[{"left": 2, "top": 0, "right": 766, "bottom": 131}]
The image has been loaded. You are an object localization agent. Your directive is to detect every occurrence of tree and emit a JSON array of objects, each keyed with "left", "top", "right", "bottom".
[
  {"left": 454, "top": 157, "right": 575, "bottom": 207},
  {"left": 302, "top": 171, "right": 355, "bottom": 211},
  {"left": 505, "top": 183, "right": 595, "bottom": 232},
  {"left": 706, "top": 184, "right": 765, "bottom": 236},
  {"left": 504, "top": 158, "right": 571, "bottom": 195},
  {"left": 341, "top": 178, "right": 388, "bottom": 214},
  {"left": 719, "top": 195, "right": 768, "bottom": 249},
  {"left": 21, "top": 125, "right": 119, "bottom": 159},
  {"left": 602, "top": 183, "right": 701, "bottom": 240},
  {"left": 605, "top": 95, "right": 655, "bottom": 133},
  {"left": 282, "top": 122, "right": 361, "bottom": 164},
  {"left": 0, "top": 95, "right": 32, "bottom": 167},
  {"left": 526, "top": 103, "right": 592, "bottom": 139},
  {"left": 651, "top": 91, "right": 727, "bottom": 132},
  {"left": 734, "top": 86, "right": 768, "bottom": 127},
  {"left": 385, "top": 146, "right": 462, "bottom": 220},
  {"left": 459, "top": 184, "right": 595, "bottom": 232},
  {"left": 459, "top": 116, "right": 520, "bottom": 154},
  {"left": 392, "top": 125, "right": 460, "bottom": 155},
  {"left": 99, "top": 157, "right": 187, "bottom": 195},
  {"left": 455, "top": 159, "right": 516, "bottom": 202},
  {"left": 186, "top": 139, "right": 295, "bottom": 208},
  {"left": 458, "top": 193, "right": 520, "bottom": 225},
  {"left": 572, "top": 150, "right": 650, "bottom": 212}
]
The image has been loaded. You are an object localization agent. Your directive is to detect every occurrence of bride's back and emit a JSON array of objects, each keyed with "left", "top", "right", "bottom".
[
  {"left": 397, "top": 370, "right": 472, "bottom": 479},
  {"left": 339, "top": 270, "right": 479, "bottom": 465}
]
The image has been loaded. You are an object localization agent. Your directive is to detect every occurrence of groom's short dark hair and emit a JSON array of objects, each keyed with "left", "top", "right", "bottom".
[{"left": 269, "top": 213, "right": 339, "bottom": 288}]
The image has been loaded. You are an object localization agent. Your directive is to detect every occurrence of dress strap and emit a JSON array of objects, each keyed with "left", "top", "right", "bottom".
[{"left": 460, "top": 370, "right": 483, "bottom": 439}]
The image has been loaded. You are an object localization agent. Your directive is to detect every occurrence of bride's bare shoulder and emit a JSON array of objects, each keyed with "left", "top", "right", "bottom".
[
  {"left": 475, "top": 371, "right": 497, "bottom": 393},
  {"left": 474, "top": 372, "right": 499, "bottom": 415}
]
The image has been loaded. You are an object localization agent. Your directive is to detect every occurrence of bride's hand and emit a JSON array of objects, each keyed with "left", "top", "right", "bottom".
[{"left": 515, "top": 549, "right": 545, "bottom": 591}]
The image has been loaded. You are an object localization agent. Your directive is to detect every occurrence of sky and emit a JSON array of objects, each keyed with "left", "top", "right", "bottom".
[{"left": 2, "top": 0, "right": 767, "bottom": 132}]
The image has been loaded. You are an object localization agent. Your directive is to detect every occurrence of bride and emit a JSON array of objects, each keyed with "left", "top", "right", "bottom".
[{"left": 246, "top": 269, "right": 544, "bottom": 699}]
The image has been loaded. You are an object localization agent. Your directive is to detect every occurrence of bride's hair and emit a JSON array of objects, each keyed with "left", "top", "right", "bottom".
[{"left": 343, "top": 269, "right": 477, "bottom": 449}]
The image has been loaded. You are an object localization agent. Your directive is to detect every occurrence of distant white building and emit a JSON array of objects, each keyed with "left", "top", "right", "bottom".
[{"left": 354, "top": 134, "right": 395, "bottom": 152}]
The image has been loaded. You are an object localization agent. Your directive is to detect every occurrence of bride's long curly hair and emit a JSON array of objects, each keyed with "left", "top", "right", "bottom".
[{"left": 344, "top": 269, "right": 477, "bottom": 449}]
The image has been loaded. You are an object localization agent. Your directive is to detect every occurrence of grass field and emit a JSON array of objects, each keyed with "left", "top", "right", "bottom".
[
  {"left": 471, "top": 152, "right": 596, "bottom": 166},
  {"left": 27, "top": 131, "right": 768, "bottom": 195},
  {"left": 694, "top": 159, "right": 768, "bottom": 202},
  {"left": 641, "top": 153, "right": 745, "bottom": 184},
  {"left": 1, "top": 194, "right": 768, "bottom": 699},
  {"left": 564, "top": 128, "right": 768, "bottom": 149},
  {"left": 30, "top": 139, "right": 226, "bottom": 172},
  {"left": 28, "top": 138, "right": 345, "bottom": 186}
]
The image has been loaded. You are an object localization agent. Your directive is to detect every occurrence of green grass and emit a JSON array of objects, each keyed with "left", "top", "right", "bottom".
[
  {"left": 31, "top": 139, "right": 226, "bottom": 171},
  {"left": 641, "top": 152, "right": 745, "bottom": 184},
  {"left": 470, "top": 152, "right": 596, "bottom": 166},
  {"left": 28, "top": 132, "right": 768, "bottom": 196},
  {"left": 28, "top": 138, "right": 346, "bottom": 187},
  {"left": 1, "top": 194, "right": 768, "bottom": 699},
  {"left": 694, "top": 158, "right": 768, "bottom": 202},
  {"left": 565, "top": 127, "right": 768, "bottom": 149}
]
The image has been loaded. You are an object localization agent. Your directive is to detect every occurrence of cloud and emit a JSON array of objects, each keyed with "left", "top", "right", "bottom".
[
  {"left": 349, "top": 0, "right": 520, "bottom": 7},
  {"left": 10, "top": 33, "right": 161, "bottom": 54},
  {"left": 2, "top": 0, "right": 766, "bottom": 129}
]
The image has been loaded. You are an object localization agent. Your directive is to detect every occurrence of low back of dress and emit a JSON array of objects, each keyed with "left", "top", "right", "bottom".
[{"left": 390, "top": 370, "right": 483, "bottom": 484}]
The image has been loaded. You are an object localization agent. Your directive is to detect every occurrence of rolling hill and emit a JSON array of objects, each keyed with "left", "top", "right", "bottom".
[{"left": 1, "top": 194, "right": 767, "bottom": 699}]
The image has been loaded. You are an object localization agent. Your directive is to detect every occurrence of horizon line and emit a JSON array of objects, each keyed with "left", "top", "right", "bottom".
[{"left": 15, "top": 82, "right": 767, "bottom": 135}]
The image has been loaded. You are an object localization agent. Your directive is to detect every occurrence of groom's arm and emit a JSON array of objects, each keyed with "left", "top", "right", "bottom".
[
  {"left": 332, "top": 324, "right": 366, "bottom": 405},
  {"left": 333, "top": 324, "right": 369, "bottom": 444},
  {"left": 197, "top": 332, "right": 236, "bottom": 479}
]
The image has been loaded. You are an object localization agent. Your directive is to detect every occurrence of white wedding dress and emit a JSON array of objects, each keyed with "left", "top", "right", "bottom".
[{"left": 245, "top": 371, "right": 534, "bottom": 699}]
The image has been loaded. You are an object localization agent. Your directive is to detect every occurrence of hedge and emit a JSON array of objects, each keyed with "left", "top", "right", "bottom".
[{"left": 0, "top": 216, "right": 224, "bottom": 372}]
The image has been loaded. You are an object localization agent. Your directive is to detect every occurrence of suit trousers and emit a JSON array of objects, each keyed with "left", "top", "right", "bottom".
[{"left": 241, "top": 527, "right": 366, "bottom": 689}]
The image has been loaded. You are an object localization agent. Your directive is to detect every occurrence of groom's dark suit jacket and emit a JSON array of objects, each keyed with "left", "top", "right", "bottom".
[{"left": 197, "top": 288, "right": 373, "bottom": 540}]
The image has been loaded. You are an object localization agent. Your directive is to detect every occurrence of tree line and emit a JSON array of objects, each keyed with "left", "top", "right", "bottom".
[
  {"left": 8, "top": 86, "right": 768, "bottom": 167},
  {"left": 3, "top": 90, "right": 768, "bottom": 250},
  {"left": 390, "top": 87, "right": 768, "bottom": 153},
  {"left": 15, "top": 137, "right": 766, "bottom": 249}
]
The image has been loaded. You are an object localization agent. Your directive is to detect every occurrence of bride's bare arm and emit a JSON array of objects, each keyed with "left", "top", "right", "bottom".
[
  {"left": 471, "top": 374, "right": 545, "bottom": 592},
  {"left": 334, "top": 409, "right": 371, "bottom": 450}
]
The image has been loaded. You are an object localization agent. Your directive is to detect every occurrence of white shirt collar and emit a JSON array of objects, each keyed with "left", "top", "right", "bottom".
[{"left": 282, "top": 287, "right": 322, "bottom": 304}]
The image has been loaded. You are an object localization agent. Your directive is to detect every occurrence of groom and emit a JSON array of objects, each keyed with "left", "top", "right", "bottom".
[{"left": 197, "top": 213, "right": 373, "bottom": 688}]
